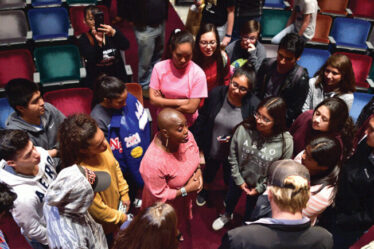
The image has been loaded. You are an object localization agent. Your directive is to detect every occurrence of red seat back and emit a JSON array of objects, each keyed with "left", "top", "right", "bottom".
[
  {"left": 318, "top": 0, "right": 348, "bottom": 15},
  {"left": 43, "top": 88, "right": 93, "bottom": 116},
  {"left": 349, "top": 0, "right": 374, "bottom": 20},
  {"left": 336, "top": 52, "right": 373, "bottom": 89},
  {"left": 0, "top": 49, "right": 34, "bottom": 88}
]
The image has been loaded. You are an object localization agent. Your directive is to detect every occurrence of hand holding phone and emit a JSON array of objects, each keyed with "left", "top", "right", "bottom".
[{"left": 94, "top": 11, "right": 104, "bottom": 31}]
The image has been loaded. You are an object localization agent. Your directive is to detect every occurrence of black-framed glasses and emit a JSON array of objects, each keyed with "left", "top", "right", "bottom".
[
  {"left": 199, "top": 40, "right": 217, "bottom": 47},
  {"left": 230, "top": 81, "right": 248, "bottom": 93},
  {"left": 254, "top": 112, "right": 272, "bottom": 124}
]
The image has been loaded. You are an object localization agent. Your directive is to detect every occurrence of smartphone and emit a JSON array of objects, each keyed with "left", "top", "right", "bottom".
[
  {"left": 217, "top": 135, "right": 230, "bottom": 142},
  {"left": 94, "top": 11, "right": 104, "bottom": 31},
  {"left": 118, "top": 201, "right": 127, "bottom": 214}
]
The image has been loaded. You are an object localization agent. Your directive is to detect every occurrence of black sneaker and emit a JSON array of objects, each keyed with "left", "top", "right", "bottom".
[{"left": 196, "top": 189, "right": 207, "bottom": 206}]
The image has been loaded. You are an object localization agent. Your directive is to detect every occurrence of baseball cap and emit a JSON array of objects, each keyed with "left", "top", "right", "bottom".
[
  {"left": 268, "top": 159, "right": 310, "bottom": 188},
  {"left": 77, "top": 165, "right": 111, "bottom": 192}
]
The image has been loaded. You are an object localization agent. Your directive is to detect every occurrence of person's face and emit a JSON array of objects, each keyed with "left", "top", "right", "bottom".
[
  {"left": 199, "top": 31, "right": 218, "bottom": 57},
  {"left": 312, "top": 105, "right": 330, "bottom": 132},
  {"left": 324, "top": 65, "right": 342, "bottom": 87},
  {"left": 166, "top": 114, "right": 189, "bottom": 145},
  {"left": 240, "top": 31, "right": 259, "bottom": 49},
  {"left": 84, "top": 10, "right": 95, "bottom": 30},
  {"left": 276, "top": 49, "right": 298, "bottom": 74},
  {"left": 366, "top": 117, "right": 374, "bottom": 148},
  {"left": 83, "top": 127, "right": 108, "bottom": 156},
  {"left": 255, "top": 106, "right": 274, "bottom": 135},
  {"left": 19, "top": 91, "right": 45, "bottom": 118},
  {"left": 107, "top": 90, "right": 127, "bottom": 110},
  {"left": 7, "top": 141, "right": 41, "bottom": 175},
  {"left": 301, "top": 146, "right": 328, "bottom": 176},
  {"left": 171, "top": 42, "right": 193, "bottom": 69},
  {"left": 228, "top": 75, "right": 249, "bottom": 101}
]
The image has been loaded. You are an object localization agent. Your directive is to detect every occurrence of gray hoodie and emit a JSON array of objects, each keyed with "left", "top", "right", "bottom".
[
  {"left": 229, "top": 125, "right": 293, "bottom": 194},
  {"left": 6, "top": 102, "right": 65, "bottom": 151},
  {"left": 43, "top": 165, "right": 108, "bottom": 249}
]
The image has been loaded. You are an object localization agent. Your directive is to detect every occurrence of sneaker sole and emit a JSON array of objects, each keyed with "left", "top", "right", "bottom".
[{"left": 196, "top": 199, "right": 207, "bottom": 207}]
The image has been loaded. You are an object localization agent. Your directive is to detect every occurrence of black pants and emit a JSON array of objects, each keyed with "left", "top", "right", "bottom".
[{"left": 203, "top": 157, "right": 231, "bottom": 185}]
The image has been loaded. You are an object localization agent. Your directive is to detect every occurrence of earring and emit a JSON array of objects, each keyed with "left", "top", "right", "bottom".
[{"left": 165, "top": 137, "right": 169, "bottom": 148}]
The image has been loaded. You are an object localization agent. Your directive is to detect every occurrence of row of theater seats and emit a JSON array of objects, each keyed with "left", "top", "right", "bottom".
[
  {"left": 264, "top": 0, "right": 374, "bottom": 20},
  {"left": 0, "top": 0, "right": 97, "bottom": 9}
]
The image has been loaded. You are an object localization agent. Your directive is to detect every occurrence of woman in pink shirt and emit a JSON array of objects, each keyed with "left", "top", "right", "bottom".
[
  {"left": 149, "top": 29, "right": 208, "bottom": 125},
  {"left": 139, "top": 108, "right": 202, "bottom": 243},
  {"left": 294, "top": 136, "right": 341, "bottom": 225}
]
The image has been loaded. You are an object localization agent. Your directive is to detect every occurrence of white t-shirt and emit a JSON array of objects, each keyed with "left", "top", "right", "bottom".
[{"left": 294, "top": 0, "right": 318, "bottom": 40}]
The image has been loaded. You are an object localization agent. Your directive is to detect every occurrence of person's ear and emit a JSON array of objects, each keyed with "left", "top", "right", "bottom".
[
  {"left": 103, "top": 98, "right": 111, "bottom": 105},
  {"left": 6, "top": 160, "right": 16, "bottom": 168},
  {"left": 160, "top": 128, "right": 169, "bottom": 139},
  {"left": 296, "top": 56, "right": 301, "bottom": 62},
  {"left": 267, "top": 189, "right": 273, "bottom": 202},
  {"left": 15, "top": 105, "right": 26, "bottom": 115}
]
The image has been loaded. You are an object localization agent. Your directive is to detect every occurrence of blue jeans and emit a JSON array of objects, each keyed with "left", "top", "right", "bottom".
[
  {"left": 26, "top": 238, "right": 48, "bottom": 249},
  {"left": 134, "top": 23, "right": 165, "bottom": 89},
  {"left": 224, "top": 179, "right": 258, "bottom": 221}
]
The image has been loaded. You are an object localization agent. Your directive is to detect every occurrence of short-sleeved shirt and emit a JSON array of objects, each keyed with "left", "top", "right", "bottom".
[
  {"left": 202, "top": 0, "right": 235, "bottom": 27},
  {"left": 294, "top": 0, "right": 318, "bottom": 40},
  {"left": 150, "top": 59, "right": 208, "bottom": 125}
]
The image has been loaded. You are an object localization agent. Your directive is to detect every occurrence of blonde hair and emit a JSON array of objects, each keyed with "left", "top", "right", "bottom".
[{"left": 268, "top": 175, "right": 310, "bottom": 213}]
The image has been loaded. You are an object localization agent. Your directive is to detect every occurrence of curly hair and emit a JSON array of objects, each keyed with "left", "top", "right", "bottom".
[
  {"left": 58, "top": 114, "right": 98, "bottom": 169},
  {"left": 0, "top": 182, "right": 17, "bottom": 214},
  {"left": 112, "top": 202, "right": 178, "bottom": 249}
]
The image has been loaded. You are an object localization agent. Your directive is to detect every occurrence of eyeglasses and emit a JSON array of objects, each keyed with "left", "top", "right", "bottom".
[
  {"left": 199, "top": 40, "right": 217, "bottom": 47},
  {"left": 241, "top": 36, "right": 257, "bottom": 42},
  {"left": 230, "top": 81, "right": 248, "bottom": 93},
  {"left": 254, "top": 112, "right": 272, "bottom": 124}
]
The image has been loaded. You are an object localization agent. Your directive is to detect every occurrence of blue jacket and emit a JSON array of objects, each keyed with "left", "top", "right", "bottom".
[{"left": 108, "top": 93, "right": 150, "bottom": 187}]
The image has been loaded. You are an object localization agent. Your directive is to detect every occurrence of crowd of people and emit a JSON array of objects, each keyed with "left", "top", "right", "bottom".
[{"left": 0, "top": 0, "right": 373, "bottom": 248}]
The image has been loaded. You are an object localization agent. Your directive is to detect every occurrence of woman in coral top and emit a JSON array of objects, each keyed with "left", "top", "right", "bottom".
[
  {"left": 140, "top": 108, "right": 202, "bottom": 243},
  {"left": 149, "top": 29, "right": 208, "bottom": 126}
]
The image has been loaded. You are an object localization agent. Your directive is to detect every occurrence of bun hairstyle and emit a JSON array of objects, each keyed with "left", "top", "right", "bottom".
[
  {"left": 269, "top": 175, "right": 310, "bottom": 213},
  {"left": 165, "top": 29, "right": 194, "bottom": 59}
]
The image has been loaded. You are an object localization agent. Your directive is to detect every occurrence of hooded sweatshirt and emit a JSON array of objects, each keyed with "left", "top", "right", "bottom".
[
  {"left": 0, "top": 147, "right": 57, "bottom": 245},
  {"left": 43, "top": 165, "right": 108, "bottom": 249},
  {"left": 229, "top": 125, "right": 293, "bottom": 194},
  {"left": 6, "top": 102, "right": 65, "bottom": 151}
]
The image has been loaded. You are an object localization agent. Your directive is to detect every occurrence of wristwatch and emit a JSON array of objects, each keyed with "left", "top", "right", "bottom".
[{"left": 181, "top": 187, "right": 187, "bottom": 197}]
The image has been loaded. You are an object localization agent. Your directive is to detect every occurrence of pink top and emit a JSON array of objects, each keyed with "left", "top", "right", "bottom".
[
  {"left": 294, "top": 151, "right": 334, "bottom": 225},
  {"left": 139, "top": 131, "right": 200, "bottom": 219},
  {"left": 150, "top": 59, "right": 208, "bottom": 125}
]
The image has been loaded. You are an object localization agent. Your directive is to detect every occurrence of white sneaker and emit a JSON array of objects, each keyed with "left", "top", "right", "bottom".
[{"left": 212, "top": 213, "right": 233, "bottom": 231}]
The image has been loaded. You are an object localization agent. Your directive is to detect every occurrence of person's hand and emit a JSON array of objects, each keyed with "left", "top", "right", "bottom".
[
  {"left": 247, "top": 43, "right": 256, "bottom": 52},
  {"left": 221, "top": 36, "right": 231, "bottom": 48},
  {"left": 122, "top": 199, "right": 131, "bottom": 212},
  {"left": 153, "top": 89, "right": 163, "bottom": 97},
  {"left": 247, "top": 188, "right": 258, "bottom": 196},
  {"left": 240, "top": 183, "right": 252, "bottom": 195},
  {"left": 97, "top": 24, "right": 116, "bottom": 37},
  {"left": 185, "top": 172, "right": 201, "bottom": 193},
  {"left": 47, "top": 149, "right": 58, "bottom": 158},
  {"left": 194, "top": 168, "right": 203, "bottom": 192}
]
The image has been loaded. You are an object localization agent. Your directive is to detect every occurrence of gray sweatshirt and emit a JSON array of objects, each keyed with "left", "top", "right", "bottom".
[
  {"left": 43, "top": 165, "right": 108, "bottom": 249},
  {"left": 6, "top": 102, "right": 65, "bottom": 150},
  {"left": 228, "top": 125, "right": 293, "bottom": 194},
  {"left": 226, "top": 40, "right": 266, "bottom": 72}
]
